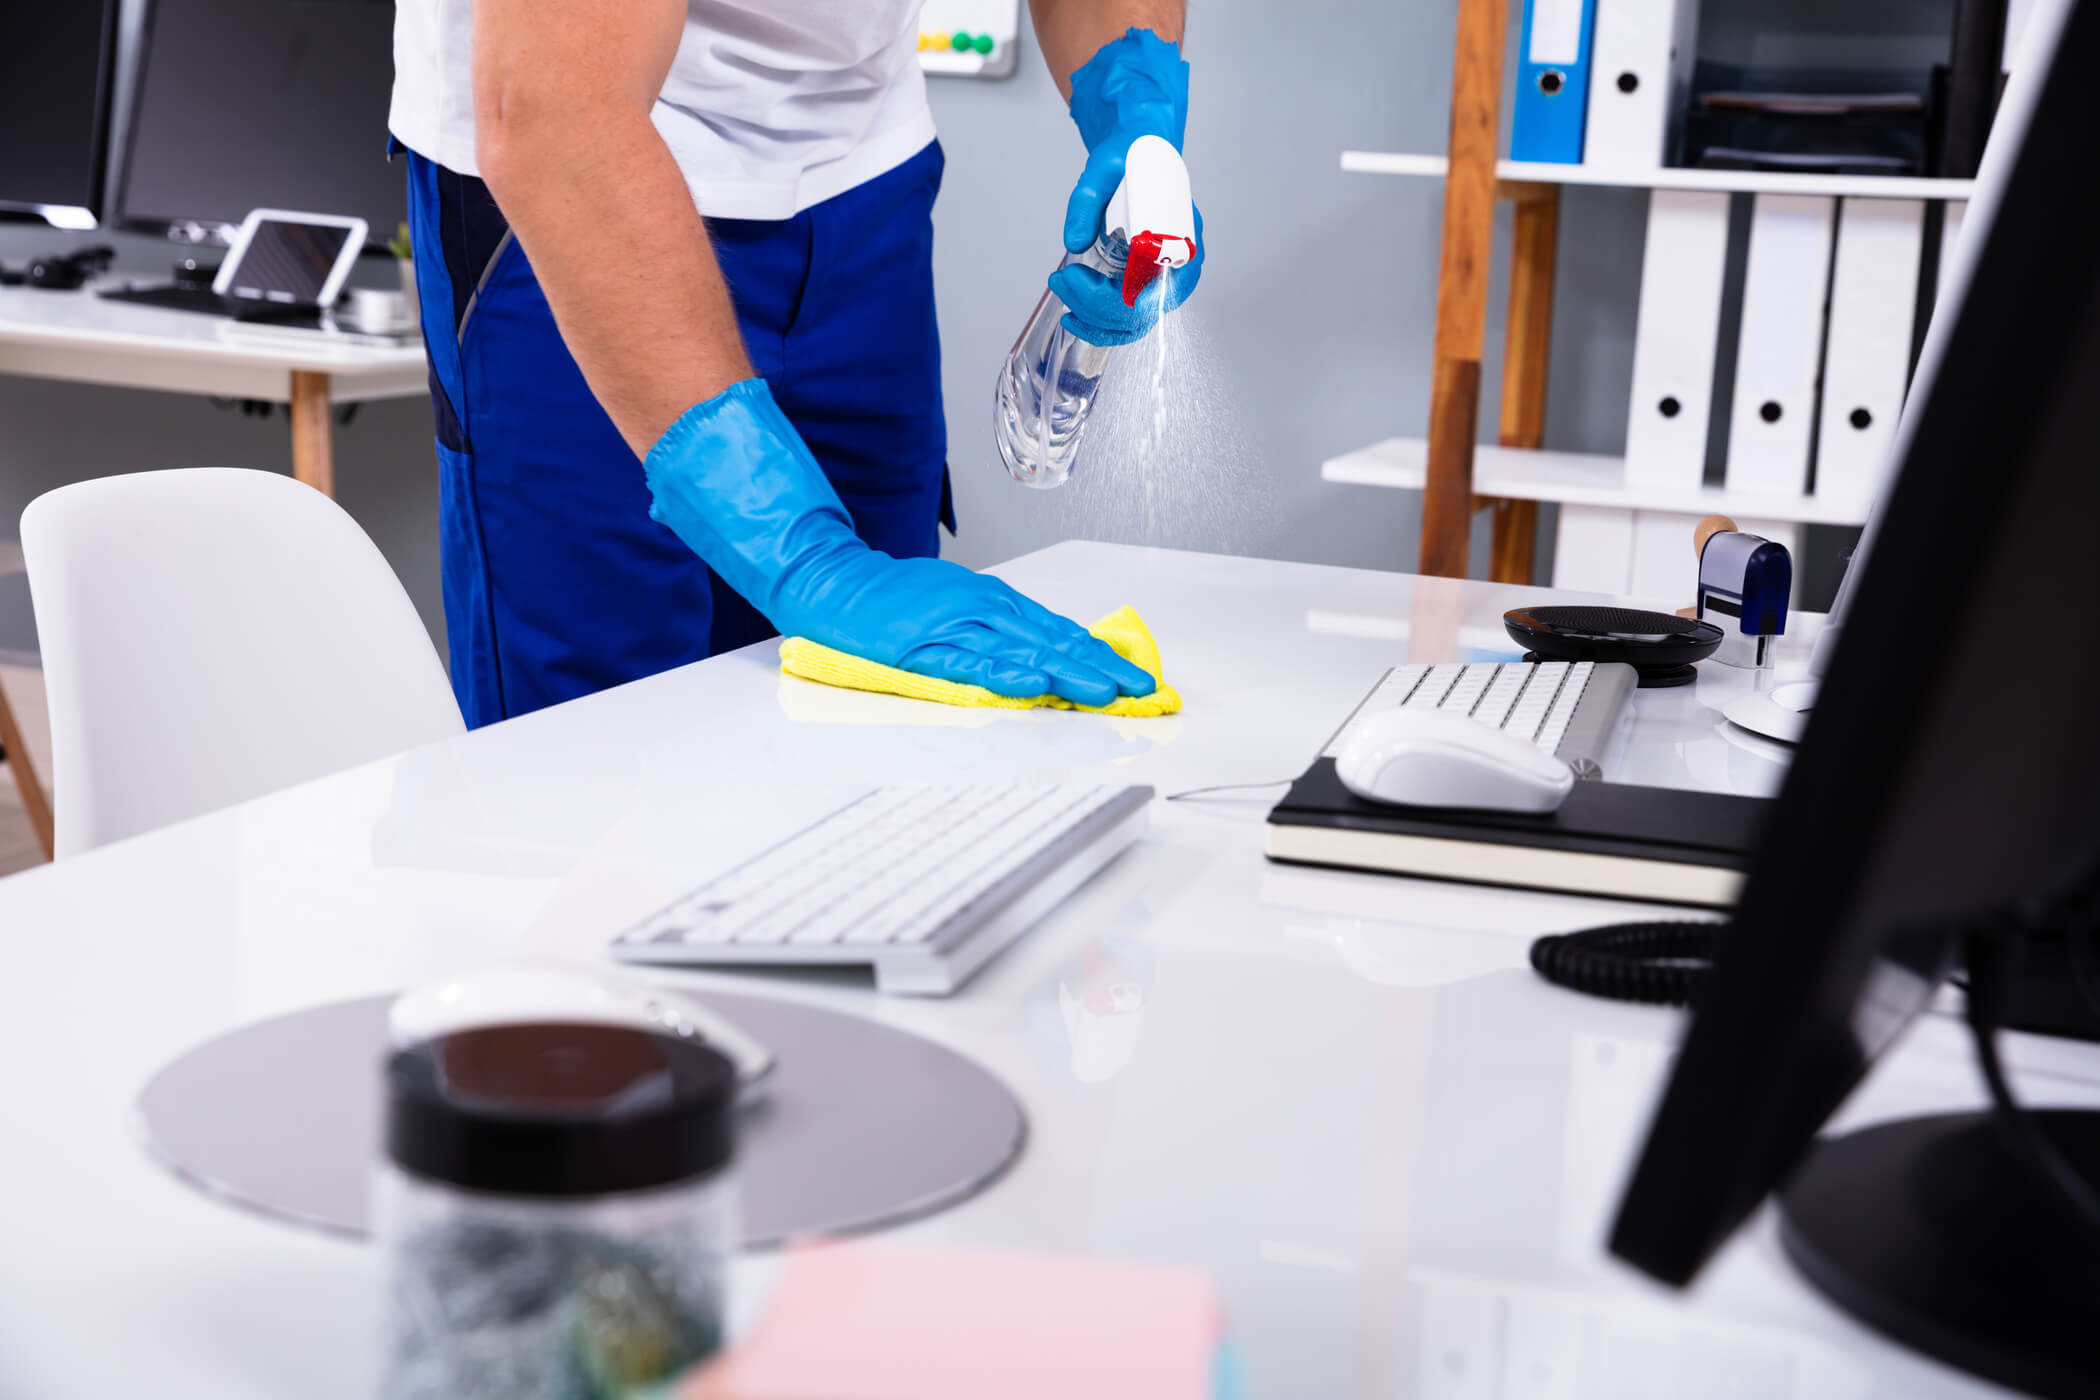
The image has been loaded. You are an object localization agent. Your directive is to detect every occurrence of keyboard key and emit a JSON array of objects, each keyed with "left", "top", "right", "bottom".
[
  {"left": 788, "top": 903, "right": 862, "bottom": 945},
  {"left": 1443, "top": 664, "right": 1494, "bottom": 715},
  {"left": 1536, "top": 663, "right": 1592, "bottom": 755},
  {"left": 1473, "top": 666, "right": 1530, "bottom": 729},
  {"left": 1403, "top": 663, "right": 1466, "bottom": 709},
  {"left": 1382, "top": 664, "right": 1430, "bottom": 700}
]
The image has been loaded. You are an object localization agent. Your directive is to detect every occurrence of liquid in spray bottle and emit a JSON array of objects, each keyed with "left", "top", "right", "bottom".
[{"left": 994, "top": 134, "right": 1196, "bottom": 489}]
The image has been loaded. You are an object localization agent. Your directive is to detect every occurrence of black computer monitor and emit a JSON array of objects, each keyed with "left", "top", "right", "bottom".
[
  {"left": 0, "top": 1, "right": 120, "bottom": 228},
  {"left": 113, "top": 0, "right": 403, "bottom": 246},
  {"left": 1610, "top": 1, "right": 2100, "bottom": 1394}
]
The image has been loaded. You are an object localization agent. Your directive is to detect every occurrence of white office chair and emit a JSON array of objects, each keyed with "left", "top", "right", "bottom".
[{"left": 20, "top": 468, "right": 464, "bottom": 857}]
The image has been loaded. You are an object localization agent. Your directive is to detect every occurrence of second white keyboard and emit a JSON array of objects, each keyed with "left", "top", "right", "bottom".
[
  {"left": 611, "top": 783, "right": 1152, "bottom": 995},
  {"left": 1321, "top": 660, "right": 1637, "bottom": 778}
]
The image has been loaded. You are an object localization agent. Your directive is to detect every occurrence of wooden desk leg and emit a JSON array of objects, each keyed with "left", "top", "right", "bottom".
[
  {"left": 1486, "top": 185, "right": 1563, "bottom": 586},
  {"left": 290, "top": 371, "right": 337, "bottom": 498},
  {"left": 0, "top": 678, "right": 54, "bottom": 861}
]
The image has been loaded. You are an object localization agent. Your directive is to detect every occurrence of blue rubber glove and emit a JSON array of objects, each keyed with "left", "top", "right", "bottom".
[
  {"left": 1055, "top": 27, "right": 1204, "bottom": 348},
  {"left": 644, "top": 378, "right": 1156, "bottom": 706}
]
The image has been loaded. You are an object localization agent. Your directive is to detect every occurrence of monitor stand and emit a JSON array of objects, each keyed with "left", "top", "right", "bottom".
[{"left": 1777, "top": 1109, "right": 2100, "bottom": 1399}]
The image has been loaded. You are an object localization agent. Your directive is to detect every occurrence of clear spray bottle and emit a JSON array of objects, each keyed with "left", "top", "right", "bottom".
[{"left": 994, "top": 135, "right": 1196, "bottom": 489}]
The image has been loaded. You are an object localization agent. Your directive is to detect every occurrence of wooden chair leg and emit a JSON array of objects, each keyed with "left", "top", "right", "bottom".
[{"left": 0, "top": 677, "right": 54, "bottom": 861}]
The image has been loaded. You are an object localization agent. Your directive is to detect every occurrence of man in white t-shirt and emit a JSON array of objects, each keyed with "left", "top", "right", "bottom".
[{"left": 391, "top": 2, "right": 1201, "bottom": 728}]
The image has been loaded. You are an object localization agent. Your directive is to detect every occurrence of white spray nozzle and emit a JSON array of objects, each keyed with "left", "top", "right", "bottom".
[{"left": 1103, "top": 133, "right": 1195, "bottom": 305}]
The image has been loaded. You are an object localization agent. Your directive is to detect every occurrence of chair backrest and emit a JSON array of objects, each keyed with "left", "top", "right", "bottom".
[{"left": 21, "top": 468, "right": 464, "bottom": 856}]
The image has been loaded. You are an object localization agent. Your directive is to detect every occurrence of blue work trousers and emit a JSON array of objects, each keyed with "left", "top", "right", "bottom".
[{"left": 401, "top": 141, "right": 953, "bottom": 727}]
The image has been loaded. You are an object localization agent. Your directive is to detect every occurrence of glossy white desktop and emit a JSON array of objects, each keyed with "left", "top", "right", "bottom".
[{"left": 0, "top": 541, "right": 2088, "bottom": 1399}]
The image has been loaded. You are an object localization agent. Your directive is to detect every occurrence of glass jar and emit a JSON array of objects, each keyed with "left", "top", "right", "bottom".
[{"left": 377, "top": 1022, "right": 739, "bottom": 1399}]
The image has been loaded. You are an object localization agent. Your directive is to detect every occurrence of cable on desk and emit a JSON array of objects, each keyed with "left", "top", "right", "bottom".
[
  {"left": 1963, "top": 926, "right": 2100, "bottom": 1247},
  {"left": 1163, "top": 779, "right": 1293, "bottom": 803},
  {"left": 1528, "top": 921, "right": 1726, "bottom": 1006}
]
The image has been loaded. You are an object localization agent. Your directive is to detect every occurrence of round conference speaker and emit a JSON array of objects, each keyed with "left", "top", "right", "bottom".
[{"left": 1503, "top": 605, "right": 1724, "bottom": 689}]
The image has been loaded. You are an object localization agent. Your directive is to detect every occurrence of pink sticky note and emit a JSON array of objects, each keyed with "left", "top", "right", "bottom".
[{"left": 686, "top": 1246, "right": 1222, "bottom": 1400}]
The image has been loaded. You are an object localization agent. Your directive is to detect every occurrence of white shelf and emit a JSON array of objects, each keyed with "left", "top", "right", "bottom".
[
  {"left": 1322, "top": 438, "right": 1873, "bottom": 527},
  {"left": 1340, "top": 151, "right": 1975, "bottom": 201}
]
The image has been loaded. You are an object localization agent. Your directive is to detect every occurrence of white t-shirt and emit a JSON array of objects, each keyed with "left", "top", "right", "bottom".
[{"left": 390, "top": 1, "right": 936, "bottom": 220}]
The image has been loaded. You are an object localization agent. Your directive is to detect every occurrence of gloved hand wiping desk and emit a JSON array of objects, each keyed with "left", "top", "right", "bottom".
[
  {"left": 779, "top": 603, "right": 1183, "bottom": 717},
  {"left": 645, "top": 379, "right": 1160, "bottom": 712}
]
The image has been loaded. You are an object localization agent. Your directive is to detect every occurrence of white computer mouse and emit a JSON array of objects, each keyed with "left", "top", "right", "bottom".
[
  {"left": 388, "top": 965, "right": 777, "bottom": 1096},
  {"left": 1334, "top": 708, "right": 1577, "bottom": 813}
]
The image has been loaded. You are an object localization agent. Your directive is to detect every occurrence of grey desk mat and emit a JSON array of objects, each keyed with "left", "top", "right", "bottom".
[{"left": 137, "top": 992, "right": 1026, "bottom": 1247}]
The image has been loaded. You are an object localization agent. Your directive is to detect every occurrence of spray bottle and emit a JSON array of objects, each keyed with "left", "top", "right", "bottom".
[{"left": 994, "top": 134, "right": 1196, "bottom": 489}]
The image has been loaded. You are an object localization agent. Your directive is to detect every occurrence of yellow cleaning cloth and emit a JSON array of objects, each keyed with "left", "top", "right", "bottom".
[{"left": 779, "top": 605, "right": 1183, "bottom": 717}]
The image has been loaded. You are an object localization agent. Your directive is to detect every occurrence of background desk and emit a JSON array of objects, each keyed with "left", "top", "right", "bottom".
[
  {"left": 0, "top": 281, "right": 426, "bottom": 499},
  {"left": 0, "top": 283, "right": 429, "bottom": 855},
  {"left": 0, "top": 542, "right": 2087, "bottom": 1398}
]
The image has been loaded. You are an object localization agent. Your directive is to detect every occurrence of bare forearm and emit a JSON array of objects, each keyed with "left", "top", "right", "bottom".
[
  {"left": 475, "top": 0, "right": 749, "bottom": 458},
  {"left": 1030, "top": 0, "right": 1184, "bottom": 98},
  {"left": 480, "top": 114, "right": 751, "bottom": 456}
]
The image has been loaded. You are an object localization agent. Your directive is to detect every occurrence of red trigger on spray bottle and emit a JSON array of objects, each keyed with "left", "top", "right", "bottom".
[{"left": 1106, "top": 134, "right": 1196, "bottom": 307}]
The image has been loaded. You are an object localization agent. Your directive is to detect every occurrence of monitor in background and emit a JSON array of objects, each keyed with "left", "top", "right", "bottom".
[
  {"left": 1610, "top": 0, "right": 2100, "bottom": 1394},
  {"left": 114, "top": 0, "right": 403, "bottom": 246},
  {"left": 0, "top": 1, "right": 120, "bottom": 229}
]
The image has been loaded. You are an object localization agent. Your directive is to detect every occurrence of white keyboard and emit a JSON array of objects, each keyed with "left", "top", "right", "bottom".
[
  {"left": 1322, "top": 660, "right": 1637, "bottom": 777},
  {"left": 611, "top": 783, "right": 1152, "bottom": 995}
]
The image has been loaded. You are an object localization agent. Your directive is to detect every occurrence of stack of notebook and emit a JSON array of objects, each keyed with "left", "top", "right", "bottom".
[{"left": 1266, "top": 758, "right": 1766, "bottom": 908}]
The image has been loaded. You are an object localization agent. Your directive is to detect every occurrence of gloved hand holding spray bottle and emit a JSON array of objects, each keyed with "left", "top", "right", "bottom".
[{"left": 996, "top": 29, "right": 1202, "bottom": 488}]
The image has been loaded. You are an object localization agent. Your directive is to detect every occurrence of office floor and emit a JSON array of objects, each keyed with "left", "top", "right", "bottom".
[{"left": 0, "top": 662, "right": 49, "bottom": 877}]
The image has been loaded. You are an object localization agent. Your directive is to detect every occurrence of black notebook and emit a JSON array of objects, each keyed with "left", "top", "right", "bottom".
[{"left": 1266, "top": 760, "right": 1769, "bottom": 907}]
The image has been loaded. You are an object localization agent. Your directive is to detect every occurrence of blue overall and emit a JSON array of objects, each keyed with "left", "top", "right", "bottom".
[{"left": 400, "top": 141, "right": 954, "bottom": 728}]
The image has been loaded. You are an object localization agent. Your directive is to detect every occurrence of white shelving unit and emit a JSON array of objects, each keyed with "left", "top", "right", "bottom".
[
  {"left": 1321, "top": 438, "right": 1868, "bottom": 602},
  {"left": 1322, "top": 438, "right": 1871, "bottom": 526},
  {"left": 1339, "top": 151, "right": 1976, "bottom": 201},
  {"left": 1331, "top": 149, "right": 1967, "bottom": 601}
]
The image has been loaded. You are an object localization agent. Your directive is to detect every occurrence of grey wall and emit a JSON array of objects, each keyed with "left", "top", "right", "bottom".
[{"left": 2, "top": 0, "right": 1966, "bottom": 662}]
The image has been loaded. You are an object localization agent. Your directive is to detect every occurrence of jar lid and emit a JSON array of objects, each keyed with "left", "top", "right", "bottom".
[{"left": 385, "top": 1022, "right": 736, "bottom": 1196}]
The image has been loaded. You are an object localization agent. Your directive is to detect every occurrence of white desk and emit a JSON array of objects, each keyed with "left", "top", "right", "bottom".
[
  {"left": 0, "top": 281, "right": 427, "bottom": 497},
  {"left": 0, "top": 542, "right": 2086, "bottom": 1398}
]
